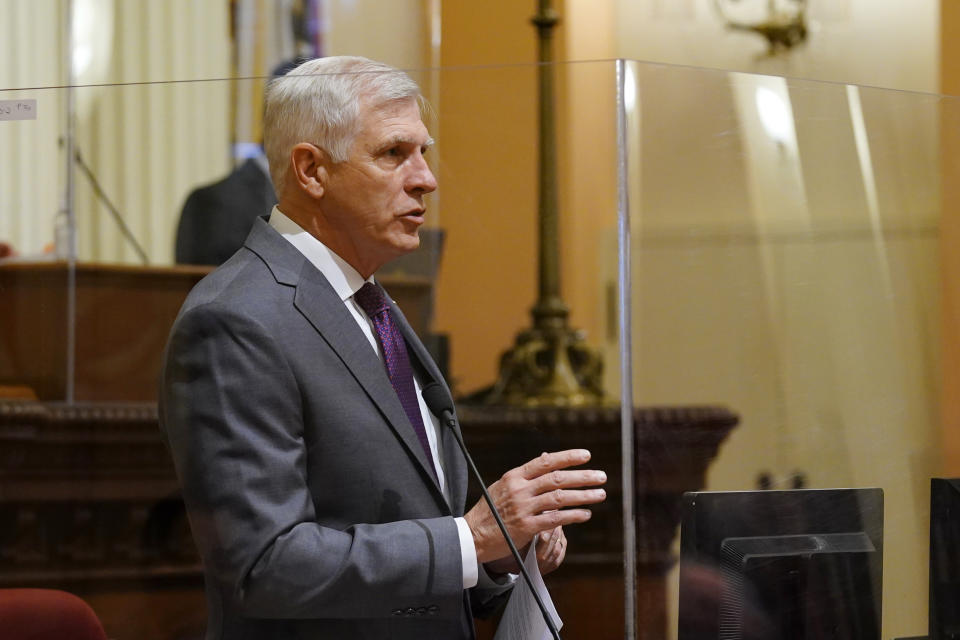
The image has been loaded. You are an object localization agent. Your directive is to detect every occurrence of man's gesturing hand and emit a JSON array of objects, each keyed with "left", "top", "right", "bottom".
[{"left": 464, "top": 449, "right": 606, "bottom": 565}]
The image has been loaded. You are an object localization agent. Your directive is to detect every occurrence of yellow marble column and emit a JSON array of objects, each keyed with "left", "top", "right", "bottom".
[{"left": 941, "top": 0, "right": 960, "bottom": 474}]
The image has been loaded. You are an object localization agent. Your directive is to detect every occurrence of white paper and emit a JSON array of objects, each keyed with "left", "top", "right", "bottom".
[
  {"left": 0, "top": 100, "right": 37, "bottom": 121},
  {"left": 493, "top": 540, "right": 563, "bottom": 640}
]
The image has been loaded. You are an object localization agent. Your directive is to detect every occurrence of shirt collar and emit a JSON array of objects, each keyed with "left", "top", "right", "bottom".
[{"left": 268, "top": 205, "right": 373, "bottom": 301}]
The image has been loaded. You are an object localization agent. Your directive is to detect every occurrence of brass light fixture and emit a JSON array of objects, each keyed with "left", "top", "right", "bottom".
[
  {"left": 715, "top": 0, "right": 808, "bottom": 54},
  {"left": 473, "top": 0, "right": 605, "bottom": 408}
]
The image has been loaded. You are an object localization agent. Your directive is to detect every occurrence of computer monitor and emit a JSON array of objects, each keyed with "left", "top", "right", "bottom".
[
  {"left": 930, "top": 478, "right": 960, "bottom": 640},
  {"left": 678, "top": 488, "right": 883, "bottom": 640}
]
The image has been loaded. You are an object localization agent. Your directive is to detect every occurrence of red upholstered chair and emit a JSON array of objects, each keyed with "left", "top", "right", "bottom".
[{"left": 0, "top": 589, "right": 108, "bottom": 640}]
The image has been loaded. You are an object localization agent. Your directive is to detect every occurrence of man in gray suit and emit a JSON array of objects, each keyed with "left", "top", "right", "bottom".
[{"left": 160, "top": 56, "right": 607, "bottom": 639}]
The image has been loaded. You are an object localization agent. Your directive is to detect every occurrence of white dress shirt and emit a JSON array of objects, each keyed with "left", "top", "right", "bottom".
[{"left": 268, "top": 206, "right": 486, "bottom": 589}]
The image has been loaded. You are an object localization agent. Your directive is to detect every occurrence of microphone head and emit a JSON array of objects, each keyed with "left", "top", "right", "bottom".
[{"left": 421, "top": 382, "right": 453, "bottom": 417}]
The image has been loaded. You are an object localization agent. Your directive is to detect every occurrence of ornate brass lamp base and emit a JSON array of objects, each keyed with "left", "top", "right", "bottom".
[{"left": 476, "top": 303, "right": 605, "bottom": 408}]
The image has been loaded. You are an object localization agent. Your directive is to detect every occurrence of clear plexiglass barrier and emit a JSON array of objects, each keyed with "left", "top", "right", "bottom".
[
  {"left": 0, "top": 57, "right": 956, "bottom": 640},
  {"left": 622, "top": 59, "right": 957, "bottom": 640}
]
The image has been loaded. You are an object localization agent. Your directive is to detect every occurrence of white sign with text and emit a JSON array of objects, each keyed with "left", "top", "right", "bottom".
[{"left": 0, "top": 100, "right": 37, "bottom": 121}]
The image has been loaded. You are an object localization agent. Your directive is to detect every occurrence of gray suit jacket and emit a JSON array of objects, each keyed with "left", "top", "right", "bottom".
[
  {"left": 160, "top": 218, "right": 487, "bottom": 639},
  {"left": 175, "top": 158, "right": 277, "bottom": 266}
]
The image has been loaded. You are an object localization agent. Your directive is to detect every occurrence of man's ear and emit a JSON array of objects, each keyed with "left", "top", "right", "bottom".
[{"left": 290, "top": 143, "right": 328, "bottom": 199}]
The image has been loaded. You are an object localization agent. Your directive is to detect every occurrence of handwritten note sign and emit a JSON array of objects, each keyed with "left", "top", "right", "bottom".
[{"left": 0, "top": 99, "right": 37, "bottom": 121}]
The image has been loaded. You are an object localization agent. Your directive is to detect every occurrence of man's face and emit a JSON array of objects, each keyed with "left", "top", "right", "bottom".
[{"left": 319, "top": 96, "right": 437, "bottom": 276}]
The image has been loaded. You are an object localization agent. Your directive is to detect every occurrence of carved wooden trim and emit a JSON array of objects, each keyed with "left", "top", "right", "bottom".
[
  {"left": 0, "top": 400, "right": 198, "bottom": 587},
  {"left": 0, "top": 396, "right": 737, "bottom": 631}
]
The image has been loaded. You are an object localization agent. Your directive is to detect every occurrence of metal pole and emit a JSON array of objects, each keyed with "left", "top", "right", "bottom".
[
  {"left": 616, "top": 59, "right": 637, "bottom": 640},
  {"left": 532, "top": 0, "right": 563, "bottom": 316},
  {"left": 64, "top": 0, "right": 77, "bottom": 404},
  {"left": 533, "top": 0, "right": 560, "bottom": 306}
]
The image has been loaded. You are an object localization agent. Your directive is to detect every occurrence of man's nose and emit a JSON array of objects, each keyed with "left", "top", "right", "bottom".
[{"left": 407, "top": 154, "right": 438, "bottom": 194}]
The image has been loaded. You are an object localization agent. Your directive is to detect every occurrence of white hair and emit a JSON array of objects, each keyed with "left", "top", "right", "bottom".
[{"left": 263, "top": 56, "right": 423, "bottom": 198}]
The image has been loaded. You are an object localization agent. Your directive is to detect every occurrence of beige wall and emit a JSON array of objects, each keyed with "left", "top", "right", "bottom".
[
  {"left": 434, "top": 1, "right": 541, "bottom": 395},
  {"left": 325, "top": 0, "right": 426, "bottom": 71},
  {"left": 560, "top": 3, "right": 619, "bottom": 391}
]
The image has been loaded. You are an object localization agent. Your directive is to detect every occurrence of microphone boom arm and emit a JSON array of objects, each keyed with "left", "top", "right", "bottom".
[{"left": 423, "top": 382, "right": 561, "bottom": 640}]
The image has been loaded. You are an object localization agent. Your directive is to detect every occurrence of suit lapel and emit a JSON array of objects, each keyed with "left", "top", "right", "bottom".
[{"left": 244, "top": 220, "right": 447, "bottom": 509}]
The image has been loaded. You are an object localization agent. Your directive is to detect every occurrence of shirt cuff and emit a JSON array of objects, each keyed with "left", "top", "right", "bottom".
[{"left": 455, "top": 516, "right": 478, "bottom": 589}]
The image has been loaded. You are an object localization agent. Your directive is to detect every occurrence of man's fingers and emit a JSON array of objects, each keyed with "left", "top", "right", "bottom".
[
  {"left": 531, "top": 508, "right": 593, "bottom": 530},
  {"left": 551, "top": 532, "right": 567, "bottom": 567},
  {"left": 538, "top": 527, "right": 561, "bottom": 559},
  {"left": 518, "top": 449, "right": 592, "bottom": 480},
  {"left": 471, "top": 451, "right": 604, "bottom": 565},
  {"left": 547, "top": 530, "right": 565, "bottom": 563},
  {"left": 531, "top": 469, "right": 607, "bottom": 494},
  {"left": 536, "top": 531, "right": 554, "bottom": 558},
  {"left": 533, "top": 488, "right": 606, "bottom": 513},
  {"left": 536, "top": 527, "right": 567, "bottom": 576}
]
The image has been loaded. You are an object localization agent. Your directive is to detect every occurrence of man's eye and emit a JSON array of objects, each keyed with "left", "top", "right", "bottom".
[{"left": 387, "top": 147, "right": 401, "bottom": 157}]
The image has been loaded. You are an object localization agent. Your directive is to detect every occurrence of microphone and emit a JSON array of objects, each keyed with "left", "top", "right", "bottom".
[{"left": 421, "top": 382, "right": 561, "bottom": 640}]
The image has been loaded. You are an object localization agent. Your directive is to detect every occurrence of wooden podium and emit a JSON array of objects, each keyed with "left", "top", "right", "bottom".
[
  {"left": 0, "top": 261, "right": 210, "bottom": 402},
  {"left": 0, "top": 261, "right": 435, "bottom": 402}
]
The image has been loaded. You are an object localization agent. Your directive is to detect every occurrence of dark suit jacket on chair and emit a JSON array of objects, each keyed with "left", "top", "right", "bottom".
[
  {"left": 175, "top": 158, "right": 277, "bottom": 266},
  {"left": 160, "top": 218, "right": 490, "bottom": 639}
]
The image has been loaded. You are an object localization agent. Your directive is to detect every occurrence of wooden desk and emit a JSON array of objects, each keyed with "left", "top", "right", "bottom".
[
  {"left": 0, "top": 262, "right": 210, "bottom": 402},
  {"left": 0, "top": 261, "right": 434, "bottom": 402}
]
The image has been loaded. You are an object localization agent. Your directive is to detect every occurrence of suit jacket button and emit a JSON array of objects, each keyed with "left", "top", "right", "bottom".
[
  {"left": 391, "top": 609, "right": 403, "bottom": 616},
  {"left": 405, "top": 607, "right": 416, "bottom": 616},
  {"left": 428, "top": 605, "right": 439, "bottom": 615},
  {"left": 416, "top": 607, "right": 427, "bottom": 616}
]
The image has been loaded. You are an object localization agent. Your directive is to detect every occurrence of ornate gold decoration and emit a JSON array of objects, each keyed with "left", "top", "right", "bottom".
[
  {"left": 715, "top": 0, "right": 808, "bottom": 54},
  {"left": 474, "top": 0, "right": 605, "bottom": 408}
]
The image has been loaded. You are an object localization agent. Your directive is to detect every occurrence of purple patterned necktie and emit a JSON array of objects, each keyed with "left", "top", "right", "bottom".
[{"left": 354, "top": 282, "right": 437, "bottom": 479}]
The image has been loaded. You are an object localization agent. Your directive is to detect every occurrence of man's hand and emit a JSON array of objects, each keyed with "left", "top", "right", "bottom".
[
  {"left": 483, "top": 525, "right": 568, "bottom": 577},
  {"left": 535, "top": 526, "right": 566, "bottom": 576},
  {"left": 465, "top": 449, "right": 606, "bottom": 565}
]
